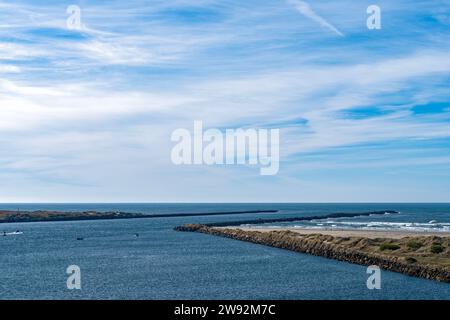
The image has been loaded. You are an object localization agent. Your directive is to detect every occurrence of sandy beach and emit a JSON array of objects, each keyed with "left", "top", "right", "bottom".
[{"left": 231, "top": 227, "right": 450, "bottom": 239}]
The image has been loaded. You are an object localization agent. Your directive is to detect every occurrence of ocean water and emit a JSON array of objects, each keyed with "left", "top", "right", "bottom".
[
  {"left": 0, "top": 203, "right": 449, "bottom": 300},
  {"left": 248, "top": 204, "right": 450, "bottom": 233}
]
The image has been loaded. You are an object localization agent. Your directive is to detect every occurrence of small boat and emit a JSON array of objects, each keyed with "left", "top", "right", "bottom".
[
  {"left": 76, "top": 237, "right": 84, "bottom": 241},
  {"left": 2, "top": 231, "right": 23, "bottom": 236}
]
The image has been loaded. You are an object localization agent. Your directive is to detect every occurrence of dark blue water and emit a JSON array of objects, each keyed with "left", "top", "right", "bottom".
[{"left": 1, "top": 203, "right": 449, "bottom": 300}]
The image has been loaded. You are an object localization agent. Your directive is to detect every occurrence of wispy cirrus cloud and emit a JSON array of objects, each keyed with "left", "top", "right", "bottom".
[
  {"left": 0, "top": 0, "right": 450, "bottom": 201},
  {"left": 287, "top": 0, "right": 344, "bottom": 36}
]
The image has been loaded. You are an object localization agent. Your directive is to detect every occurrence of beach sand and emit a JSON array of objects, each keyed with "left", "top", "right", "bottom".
[{"left": 230, "top": 227, "right": 450, "bottom": 239}]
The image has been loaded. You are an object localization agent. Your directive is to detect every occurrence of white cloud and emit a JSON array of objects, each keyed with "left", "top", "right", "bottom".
[
  {"left": 288, "top": 0, "right": 344, "bottom": 36},
  {"left": 1, "top": 0, "right": 450, "bottom": 201},
  {"left": 0, "top": 64, "right": 21, "bottom": 73}
]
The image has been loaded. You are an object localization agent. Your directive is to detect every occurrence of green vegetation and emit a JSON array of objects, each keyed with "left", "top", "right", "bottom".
[
  {"left": 431, "top": 243, "right": 444, "bottom": 254},
  {"left": 380, "top": 243, "right": 401, "bottom": 251},
  {"left": 406, "top": 240, "right": 423, "bottom": 250}
]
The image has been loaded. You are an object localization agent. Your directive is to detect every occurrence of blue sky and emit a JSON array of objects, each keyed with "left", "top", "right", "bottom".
[{"left": 0, "top": 0, "right": 450, "bottom": 202}]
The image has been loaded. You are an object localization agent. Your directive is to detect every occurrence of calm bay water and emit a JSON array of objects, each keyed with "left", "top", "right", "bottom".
[{"left": 1, "top": 203, "right": 449, "bottom": 300}]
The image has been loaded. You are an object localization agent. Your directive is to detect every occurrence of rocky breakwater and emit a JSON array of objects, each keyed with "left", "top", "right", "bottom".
[
  {"left": 206, "top": 210, "right": 398, "bottom": 227},
  {"left": 0, "top": 209, "right": 279, "bottom": 224},
  {"left": 175, "top": 224, "right": 450, "bottom": 283}
]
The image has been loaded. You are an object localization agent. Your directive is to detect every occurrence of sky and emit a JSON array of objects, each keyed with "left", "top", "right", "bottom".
[{"left": 0, "top": 0, "right": 450, "bottom": 202}]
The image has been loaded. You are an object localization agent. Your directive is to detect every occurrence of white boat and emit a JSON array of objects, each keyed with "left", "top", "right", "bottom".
[{"left": 2, "top": 231, "right": 23, "bottom": 236}]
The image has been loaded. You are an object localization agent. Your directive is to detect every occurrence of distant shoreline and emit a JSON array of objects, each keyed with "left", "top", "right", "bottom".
[
  {"left": 0, "top": 209, "right": 278, "bottom": 224},
  {"left": 205, "top": 210, "right": 399, "bottom": 227}
]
